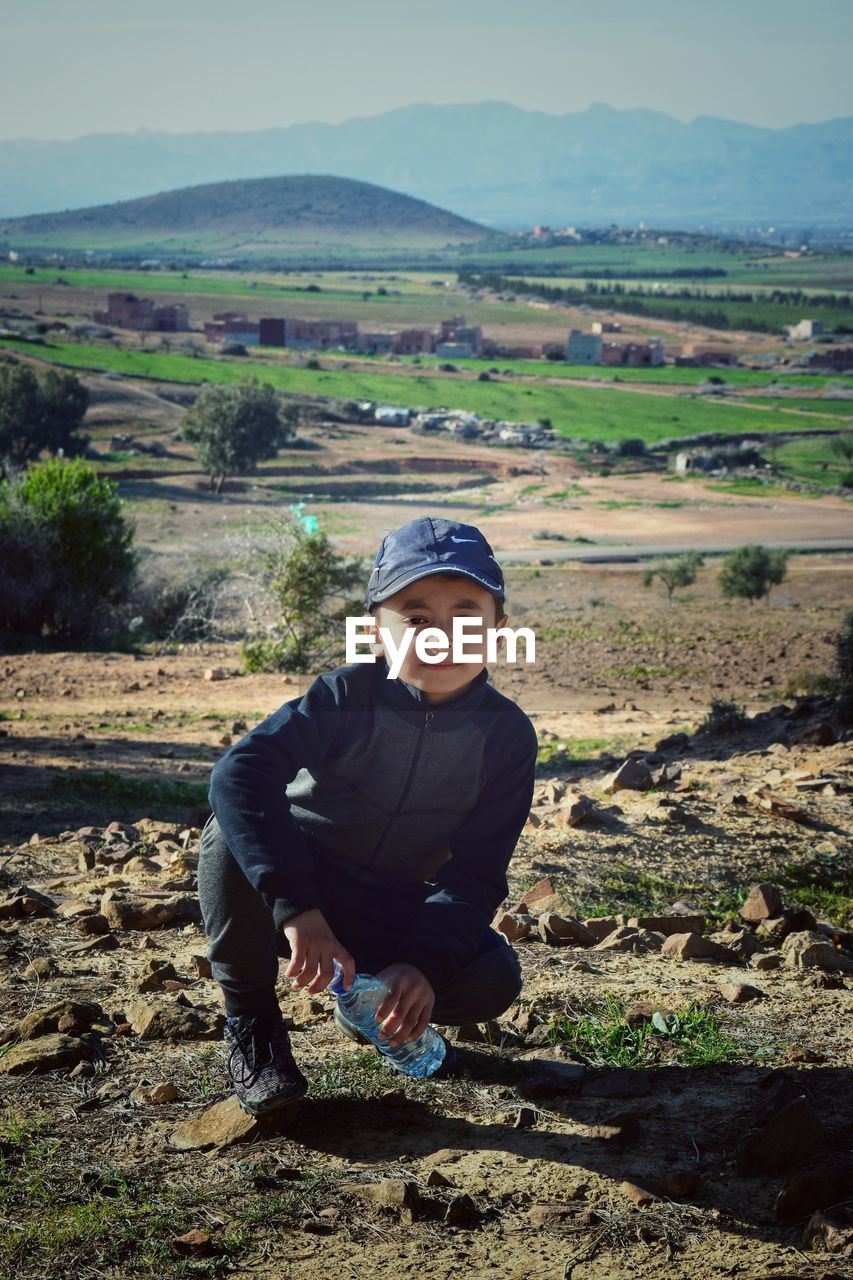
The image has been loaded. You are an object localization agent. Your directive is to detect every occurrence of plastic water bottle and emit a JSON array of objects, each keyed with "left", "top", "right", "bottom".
[{"left": 327, "top": 960, "right": 446, "bottom": 1079}]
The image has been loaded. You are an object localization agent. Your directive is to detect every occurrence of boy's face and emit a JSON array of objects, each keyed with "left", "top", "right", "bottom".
[{"left": 367, "top": 572, "right": 507, "bottom": 704}]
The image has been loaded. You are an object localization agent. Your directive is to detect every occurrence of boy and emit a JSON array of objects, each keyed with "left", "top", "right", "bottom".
[{"left": 198, "top": 515, "right": 538, "bottom": 1116}]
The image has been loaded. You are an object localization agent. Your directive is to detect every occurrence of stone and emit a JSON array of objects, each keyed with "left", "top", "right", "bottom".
[
  {"left": 537, "top": 913, "right": 597, "bottom": 947},
  {"left": 627, "top": 914, "right": 705, "bottom": 937},
  {"left": 793, "top": 721, "right": 836, "bottom": 747},
  {"left": 622, "top": 1002, "right": 674, "bottom": 1030},
  {"left": 709, "top": 928, "right": 765, "bottom": 961},
  {"left": 493, "top": 911, "right": 533, "bottom": 944},
  {"left": 661, "top": 932, "right": 735, "bottom": 964},
  {"left": 123, "top": 857, "right": 161, "bottom": 876},
  {"left": 23, "top": 956, "right": 59, "bottom": 979},
  {"left": 56, "top": 898, "right": 98, "bottom": 919},
  {"left": 602, "top": 759, "right": 653, "bottom": 793},
  {"left": 134, "top": 960, "right": 179, "bottom": 992},
  {"left": 514, "top": 1107, "right": 537, "bottom": 1129},
  {"left": 752, "top": 952, "right": 783, "bottom": 971},
  {"left": 581, "top": 1069, "right": 651, "bottom": 1099},
  {"left": 171, "top": 1229, "right": 216, "bottom": 1258},
  {"left": 76, "top": 913, "right": 111, "bottom": 935},
  {"left": 782, "top": 931, "right": 853, "bottom": 972},
  {"left": 170, "top": 1096, "right": 280, "bottom": 1150},
  {"left": 585, "top": 1112, "right": 642, "bottom": 1147},
  {"left": 132, "top": 1081, "right": 181, "bottom": 1104},
  {"left": 425, "top": 1169, "right": 454, "bottom": 1189},
  {"left": 552, "top": 791, "right": 599, "bottom": 828},
  {"left": 621, "top": 1181, "right": 659, "bottom": 1207},
  {"left": 593, "top": 926, "right": 664, "bottom": 953},
  {"left": 203, "top": 667, "right": 226, "bottom": 682},
  {"left": 737, "top": 1096, "right": 828, "bottom": 1175},
  {"left": 775, "top": 1163, "right": 853, "bottom": 1222},
  {"left": 751, "top": 789, "right": 813, "bottom": 826},
  {"left": 717, "top": 982, "right": 765, "bottom": 1004},
  {"left": 0, "top": 1032, "right": 99, "bottom": 1075},
  {"left": 0, "top": 887, "right": 55, "bottom": 919},
  {"left": 803, "top": 1211, "right": 853, "bottom": 1255},
  {"left": 67, "top": 934, "right": 119, "bottom": 954},
  {"left": 365, "top": 1179, "right": 421, "bottom": 1217},
  {"left": 740, "top": 883, "right": 784, "bottom": 922},
  {"left": 528, "top": 1203, "right": 577, "bottom": 1227},
  {"left": 3, "top": 999, "right": 102, "bottom": 1043},
  {"left": 655, "top": 732, "right": 689, "bottom": 753},
  {"left": 126, "top": 998, "right": 225, "bottom": 1041},
  {"left": 191, "top": 954, "right": 213, "bottom": 978},
  {"left": 100, "top": 891, "right": 199, "bottom": 931},
  {"left": 581, "top": 916, "right": 623, "bottom": 941},
  {"left": 443, "top": 1193, "right": 480, "bottom": 1226}
]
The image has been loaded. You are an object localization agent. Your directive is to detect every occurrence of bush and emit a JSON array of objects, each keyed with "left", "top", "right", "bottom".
[
  {"left": 236, "top": 513, "right": 364, "bottom": 673},
  {"left": 616, "top": 437, "right": 647, "bottom": 457},
  {"left": 642, "top": 550, "right": 703, "bottom": 603},
  {"left": 127, "top": 559, "right": 230, "bottom": 647},
  {"left": 0, "top": 457, "right": 136, "bottom": 640},
  {"left": 0, "top": 361, "right": 89, "bottom": 473},
  {"left": 718, "top": 544, "right": 788, "bottom": 603},
  {"left": 700, "top": 698, "right": 747, "bottom": 736}
]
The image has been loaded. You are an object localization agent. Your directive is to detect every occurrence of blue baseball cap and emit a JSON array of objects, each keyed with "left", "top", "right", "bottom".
[{"left": 366, "top": 516, "right": 505, "bottom": 612}]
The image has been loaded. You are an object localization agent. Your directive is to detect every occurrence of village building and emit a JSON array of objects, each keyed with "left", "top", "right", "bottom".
[
  {"left": 567, "top": 330, "right": 603, "bottom": 364},
  {"left": 94, "top": 292, "right": 189, "bottom": 332},
  {"left": 788, "top": 318, "right": 823, "bottom": 341}
]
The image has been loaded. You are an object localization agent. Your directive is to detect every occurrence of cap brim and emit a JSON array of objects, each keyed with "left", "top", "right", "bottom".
[{"left": 370, "top": 564, "right": 504, "bottom": 606}]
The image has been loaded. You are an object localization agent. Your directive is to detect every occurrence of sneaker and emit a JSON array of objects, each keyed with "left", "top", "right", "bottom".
[
  {"left": 333, "top": 1004, "right": 463, "bottom": 1078},
  {"left": 224, "top": 1012, "right": 308, "bottom": 1116}
]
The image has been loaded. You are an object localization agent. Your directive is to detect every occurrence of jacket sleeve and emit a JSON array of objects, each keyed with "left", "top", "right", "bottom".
[
  {"left": 394, "top": 714, "right": 538, "bottom": 991},
  {"left": 207, "top": 671, "right": 346, "bottom": 930}
]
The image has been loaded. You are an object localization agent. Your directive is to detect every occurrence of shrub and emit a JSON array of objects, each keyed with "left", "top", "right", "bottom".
[
  {"left": 700, "top": 698, "right": 747, "bottom": 736},
  {"left": 127, "top": 559, "right": 230, "bottom": 647},
  {"left": 718, "top": 544, "right": 788, "bottom": 603},
  {"left": 616, "top": 437, "right": 647, "bottom": 457},
  {"left": 643, "top": 550, "right": 704, "bottom": 603},
  {"left": 0, "top": 457, "right": 136, "bottom": 640},
  {"left": 237, "top": 513, "right": 364, "bottom": 673},
  {"left": 0, "top": 361, "right": 89, "bottom": 473}
]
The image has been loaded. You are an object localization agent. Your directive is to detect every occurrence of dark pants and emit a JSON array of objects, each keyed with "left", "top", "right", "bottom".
[{"left": 197, "top": 814, "right": 523, "bottom": 1024}]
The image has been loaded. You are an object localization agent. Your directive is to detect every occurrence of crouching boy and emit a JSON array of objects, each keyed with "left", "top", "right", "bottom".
[{"left": 197, "top": 515, "right": 538, "bottom": 1115}]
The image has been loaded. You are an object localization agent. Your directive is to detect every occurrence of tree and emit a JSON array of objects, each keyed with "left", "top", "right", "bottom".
[
  {"left": 643, "top": 551, "right": 704, "bottom": 604},
  {"left": 0, "top": 457, "right": 136, "bottom": 639},
  {"left": 180, "top": 378, "right": 289, "bottom": 493},
  {"left": 718, "top": 544, "right": 788, "bottom": 604},
  {"left": 0, "top": 361, "right": 89, "bottom": 474},
  {"left": 237, "top": 512, "right": 364, "bottom": 673}
]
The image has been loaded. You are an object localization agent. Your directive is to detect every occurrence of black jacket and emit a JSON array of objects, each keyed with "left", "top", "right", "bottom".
[{"left": 208, "top": 655, "right": 538, "bottom": 988}]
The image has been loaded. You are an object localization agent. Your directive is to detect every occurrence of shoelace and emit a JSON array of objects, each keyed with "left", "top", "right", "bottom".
[{"left": 226, "top": 1017, "right": 286, "bottom": 1089}]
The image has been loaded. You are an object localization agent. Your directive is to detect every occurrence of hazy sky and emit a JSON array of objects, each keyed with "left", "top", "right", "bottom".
[{"left": 1, "top": 0, "right": 851, "bottom": 140}]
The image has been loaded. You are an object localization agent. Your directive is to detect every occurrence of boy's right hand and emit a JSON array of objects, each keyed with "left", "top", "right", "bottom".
[{"left": 282, "top": 908, "right": 355, "bottom": 995}]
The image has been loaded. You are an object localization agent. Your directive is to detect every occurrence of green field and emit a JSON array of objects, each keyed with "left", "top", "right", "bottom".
[
  {"left": 774, "top": 435, "right": 853, "bottom": 486},
  {"left": 2, "top": 335, "right": 842, "bottom": 448}
]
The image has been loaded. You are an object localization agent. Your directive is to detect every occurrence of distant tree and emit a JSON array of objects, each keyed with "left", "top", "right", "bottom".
[
  {"left": 830, "top": 433, "right": 853, "bottom": 476},
  {"left": 718, "top": 544, "right": 788, "bottom": 604},
  {"left": 180, "top": 378, "right": 289, "bottom": 493},
  {"left": 0, "top": 361, "right": 89, "bottom": 474},
  {"left": 616, "top": 437, "right": 647, "bottom": 457},
  {"left": 0, "top": 457, "right": 136, "bottom": 639},
  {"left": 643, "top": 550, "right": 704, "bottom": 604}
]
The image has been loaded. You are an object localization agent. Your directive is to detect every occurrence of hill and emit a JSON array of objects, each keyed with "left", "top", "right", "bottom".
[
  {"left": 0, "top": 174, "right": 497, "bottom": 257},
  {"left": 0, "top": 102, "right": 850, "bottom": 230}
]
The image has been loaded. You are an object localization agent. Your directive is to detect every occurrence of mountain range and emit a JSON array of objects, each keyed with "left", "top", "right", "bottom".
[{"left": 1, "top": 102, "right": 850, "bottom": 229}]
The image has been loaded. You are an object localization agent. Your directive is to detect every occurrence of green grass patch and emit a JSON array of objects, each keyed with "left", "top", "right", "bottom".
[
  {"left": 704, "top": 477, "right": 809, "bottom": 499},
  {"left": 49, "top": 769, "right": 209, "bottom": 809},
  {"left": 778, "top": 849, "right": 852, "bottom": 928},
  {"left": 0, "top": 335, "right": 837, "bottom": 447},
  {"left": 536, "top": 736, "right": 618, "bottom": 769},
  {"left": 545, "top": 993, "right": 747, "bottom": 1068},
  {"left": 773, "top": 434, "right": 853, "bottom": 487},
  {"left": 0, "top": 1112, "right": 242, "bottom": 1278}
]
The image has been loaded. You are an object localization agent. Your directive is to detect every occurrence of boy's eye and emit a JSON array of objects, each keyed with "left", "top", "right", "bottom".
[{"left": 406, "top": 617, "right": 428, "bottom": 625}]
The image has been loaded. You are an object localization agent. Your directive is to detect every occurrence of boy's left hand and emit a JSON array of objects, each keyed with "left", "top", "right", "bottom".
[{"left": 374, "top": 963, "right": 435, "bottom": 1048}]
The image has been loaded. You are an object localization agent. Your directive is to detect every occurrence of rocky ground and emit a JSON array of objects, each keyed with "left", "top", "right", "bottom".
[{"left": 1, "top": 688, "right": 851, "bottom": 1280}]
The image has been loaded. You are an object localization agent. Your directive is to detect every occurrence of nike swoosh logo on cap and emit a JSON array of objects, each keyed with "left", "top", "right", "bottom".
[{"left": 450, "top": 536, "right": 478, "bottom": 543}]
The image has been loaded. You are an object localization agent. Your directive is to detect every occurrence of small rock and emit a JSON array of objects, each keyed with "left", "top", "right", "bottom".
[
  {"left": 67, "top": 934, "right": 119, "bottom": 954},
  {"left": 581, "top": 916, "right": 623, "bottom": 941},
  {"left": 514, "top": 1107, "right": 537, "bottom": 1129},
  {"left": 126, "top": 998, "right": 225, "bottom": 1041},
  {"left": 658, "top": 1168, "right": 700, "bottom": 1198},
  {"left": 203, "top": 667, "right": 226, "bottom": 682},
  {"left": 132, "top": 1081, "right": 180, "bottom": 1104},
  {"left": 537, "top": 913, "right": 597, "bottom": 947},
  {"left": 426, "top": 1169, "right": 454, "bottom": 1189},
  {"left": 602, "top": 758, "right": 653, "bottom": 793},
  {"left": 191, "top": 954, "right": 213, "bottom": 978},
  {"left": 0, "top": 1032, "right": 98, "bottom": 1075},
  {"left": 661, "top": 932, "right": 735, "bottom": 964},
  {"left": 134, "top": 959, "right": 179, "bottom": 993},
  {"left": 493, "top": 911, "right": 533, "bottom": 944},
  {"left": 171, "top": 1228, "right": 216, "bottom": 1258},
  {"left": 528, "top": 1202, "right": 576, "bottom": 1227},
  {"left": 23, "top": 955, "right": 59, "bottom": 979},
  {"left": 622, "top": 1002, "right": 674, "bottom": 1030},
  {"left": 740, "top": 883, "right": 784, "bottom": 922},
  {"left": 717, "top": 981, "right": 765, "bottom": 1004},
  {"left": 365, "top": 1178, "right": 420, "bottom": 1217},
  {"left": 782, "top": 931, "right": 853, "bottom": 972},
  {"left": 621, "top": 1180, "right": 659, "bottom": 1207},
  {"left": 802, "top": 1211, "right": 853, "bottom": 1254},
  {"left": 752, "top": 952, "right": 783, "bottom": 971},
  {"left": 69, "top": 1059, "right": 95, "bottom": 1079},
  {"left": 737, "top": 1096, "right": 827, "bottom": 1175},
  {"left": 76, "top": 913, "right": 111, "bottom": 936},
  {"left": 626, "top": 913, "right": 705, "bottom": 937},
  {"left": 594, "top": 926, "right": 664, "bottom": 953},
  {"left": 169, "top": 1096, "right": 288, "bottom": 1150},
  {"left": 443, "top": 1193, "right": 480, "bottom": 1226},
  {"left": 584, "top": 1112, "right": 642, "bottom": 1147}
]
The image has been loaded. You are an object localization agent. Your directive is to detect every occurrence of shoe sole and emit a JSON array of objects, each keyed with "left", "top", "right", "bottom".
[{"left": 235, "top": 1080, "right": 308, "bottom": 1117}]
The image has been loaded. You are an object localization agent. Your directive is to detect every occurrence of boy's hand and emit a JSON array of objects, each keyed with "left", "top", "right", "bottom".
[
  {"left": 282, "top": 909, "right": 355, "bottom": 995},
  {"left": 374, "top": 963, "right": 435, "bottom": 1048}
]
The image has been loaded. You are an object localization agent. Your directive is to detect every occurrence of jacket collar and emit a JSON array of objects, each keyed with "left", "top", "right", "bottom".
[{"left": 375, "top": 655, "right": 489, "bottom": 724}]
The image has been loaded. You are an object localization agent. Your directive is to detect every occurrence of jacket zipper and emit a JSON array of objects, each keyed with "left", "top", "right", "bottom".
[{"left": 358, "top": 705, "right": 433, "bottom": 875}]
